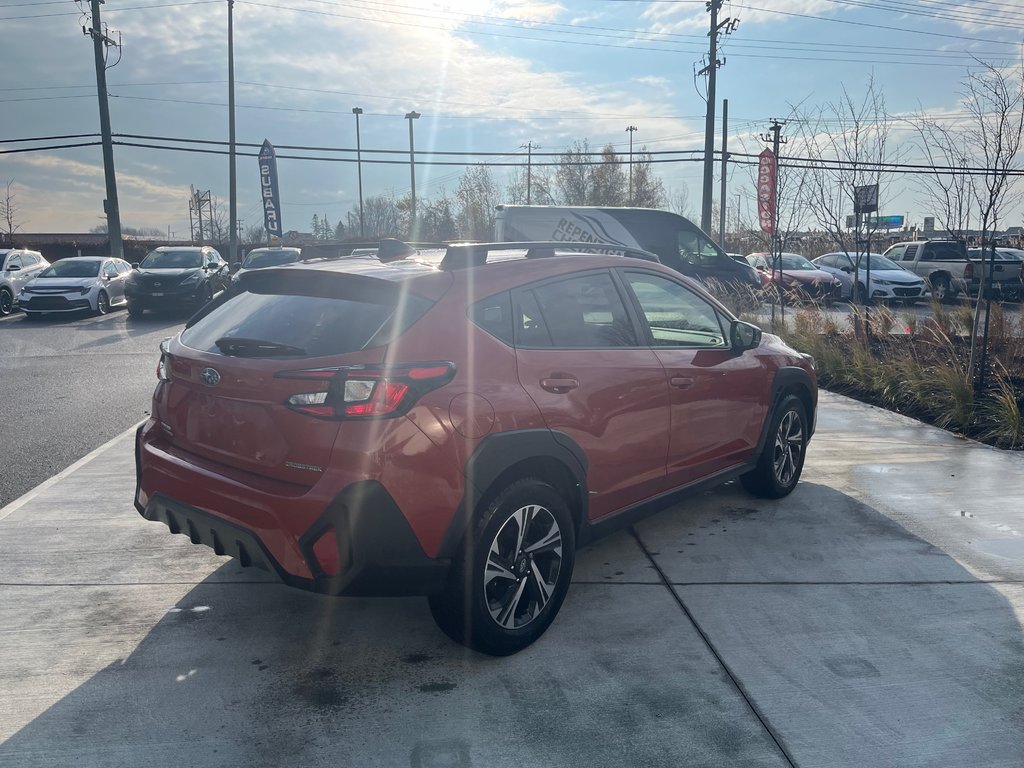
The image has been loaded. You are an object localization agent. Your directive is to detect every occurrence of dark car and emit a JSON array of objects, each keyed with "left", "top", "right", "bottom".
[
  {"left": 231, "top": 246, "right": 302, "bottom": 284},
  {"left": 135, "top": 241, "right": 817, "bottom": 656},
  {"left": 125, "top": 246, "right": 229, "bottom": 317}
]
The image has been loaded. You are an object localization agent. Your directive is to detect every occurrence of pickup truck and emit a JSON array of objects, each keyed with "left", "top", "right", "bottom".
[{"left": 882, "top": 240, "right": 1023, "bottom": 303}]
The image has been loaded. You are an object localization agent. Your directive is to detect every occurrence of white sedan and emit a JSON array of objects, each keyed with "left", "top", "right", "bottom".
[
  {"left": 812, "top": 252, "right": 928, "bottom": 304},
  {"left": 19, "top": 257, "right": 132, "bottom": 318}
]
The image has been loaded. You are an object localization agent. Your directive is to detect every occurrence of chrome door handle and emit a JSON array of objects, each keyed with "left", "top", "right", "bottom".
[{"left": 670, "top": 376, "right": 694, "bottom": 389}]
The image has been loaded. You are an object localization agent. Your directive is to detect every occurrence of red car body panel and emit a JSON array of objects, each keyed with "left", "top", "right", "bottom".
[{"left": 135, "top": 253, "right": 817, "bottom": 596}]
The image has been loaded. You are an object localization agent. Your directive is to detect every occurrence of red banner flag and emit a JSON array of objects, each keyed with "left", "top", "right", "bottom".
[{"left": 757, "top": 148, "right": 776, "bottom": 234}]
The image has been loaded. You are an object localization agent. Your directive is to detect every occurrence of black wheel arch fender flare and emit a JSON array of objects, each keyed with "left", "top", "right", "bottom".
[
  {"left": 755, "top": 367, "right": 817, "bottom": 458},
  {"left": 437, "top": 429, "right": 589, "bottom": 559}
]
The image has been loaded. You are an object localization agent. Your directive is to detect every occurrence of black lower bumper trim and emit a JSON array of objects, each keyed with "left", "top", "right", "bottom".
[{"left": 137, "top": 485, "right": 449, "bottom": 597}]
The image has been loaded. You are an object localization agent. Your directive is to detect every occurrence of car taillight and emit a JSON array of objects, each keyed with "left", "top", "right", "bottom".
[
  {"left": 156, "top": 338, "right": 171, "bottom": 381},
  {"left": 276, "top": 362, "right": 455, "bottom": 420},
  {"left": 964, "top": 262, "right": 974, "bottom": 280}
]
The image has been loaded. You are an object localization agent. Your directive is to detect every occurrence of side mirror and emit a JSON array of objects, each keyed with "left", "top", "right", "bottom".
[
  {"left": 131, "top": 263, "right": 140, "bottom": 269},
  {"left": 6, "top": 264, "right": 20, "bottom": 272},
  {"left": 840, "top": 266, "right": 852, "bottom": 273},
  {"left": 230, "top": 262, "right": 241, "bottom": 273},
  {"left": 730, "top": 320, "right": 762, "bottom": 352}
]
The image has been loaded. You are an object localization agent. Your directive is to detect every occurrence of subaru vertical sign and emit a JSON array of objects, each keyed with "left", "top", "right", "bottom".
[{"left": 259, "top": 140, "right": 282, "bottom": 241}]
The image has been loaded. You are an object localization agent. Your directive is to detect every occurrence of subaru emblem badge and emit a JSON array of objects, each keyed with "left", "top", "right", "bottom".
[{"left": 201, "top": 367, "right": 221, "bottom": 387}]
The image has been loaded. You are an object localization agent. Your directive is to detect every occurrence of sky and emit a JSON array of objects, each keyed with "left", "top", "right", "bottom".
[{"left": 3, "top": 0, "right": 1024, "bottom": 239}]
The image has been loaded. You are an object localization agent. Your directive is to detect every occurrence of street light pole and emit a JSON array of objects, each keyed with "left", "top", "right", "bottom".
[
  {"left": 626, "top": 125, "right": 637, "bottom": 205},
  {"left": 227, "top": 0, "right": 237, "bottom": 264},
  {"left": 352, "top": 107, "right": 365, "bottom": 239},
  {"left": 405, "top": 111, "right": 420, "bottom": 239}
]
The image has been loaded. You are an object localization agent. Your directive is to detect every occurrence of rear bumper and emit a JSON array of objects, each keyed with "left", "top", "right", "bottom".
[{"left": 134, "top": 424, "right": 449, "bottom": 596}]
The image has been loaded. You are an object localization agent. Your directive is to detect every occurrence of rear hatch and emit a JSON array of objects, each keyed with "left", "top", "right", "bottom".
[{"left": 156, "top": 268, "right": 440, "bottom": 486}]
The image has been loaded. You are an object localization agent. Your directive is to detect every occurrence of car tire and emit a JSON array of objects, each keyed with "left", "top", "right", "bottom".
[
  {"left": 741, "top": 394, "right": 808, "bottom": 499},
  {"left": 853, "top": 282, "right": 867, "bottom": 305},
  {"left": 127, "top": 302, "right": 144, "bottom": 318},
  {"left": 95, "top": 290, "right": 109, "bottom": 316},
  {"left": 428, "top": 478, "right": 575, "bottom": 656},
  {"left": 0, "top": 288, "right": 12, "bottom": 316}
]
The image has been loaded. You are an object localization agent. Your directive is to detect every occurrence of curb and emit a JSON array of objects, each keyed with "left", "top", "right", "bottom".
[{"left": 0, "top": 419, "right": 146, "bottom": 523}]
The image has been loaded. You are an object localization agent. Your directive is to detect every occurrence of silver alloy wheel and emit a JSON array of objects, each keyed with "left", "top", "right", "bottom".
[
  {"left": 0, "top": 289, "right": 12, "bottom": 315},
  {"left": 483, "top": 504, "right": 563, "bottom": 630},
  {"left": 97, "top": 291, "right": 109, "bottom": 314},
  {"left": 772, "top": 409, "right": 804, "bottom": 487}
]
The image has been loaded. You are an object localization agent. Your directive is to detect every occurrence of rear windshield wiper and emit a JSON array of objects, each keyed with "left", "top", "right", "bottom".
[{"left": 214, "top": 337, "right": 307, "bottom": 357}]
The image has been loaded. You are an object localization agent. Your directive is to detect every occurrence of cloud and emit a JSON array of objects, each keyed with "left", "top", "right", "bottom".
[{"left": 642, "top": 0, "right": 840, "bottom": 33}]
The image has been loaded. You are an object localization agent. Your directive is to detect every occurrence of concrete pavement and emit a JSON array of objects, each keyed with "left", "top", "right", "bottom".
[{"left": 1, "top": 392, "right": 1023, "bottom": 767}]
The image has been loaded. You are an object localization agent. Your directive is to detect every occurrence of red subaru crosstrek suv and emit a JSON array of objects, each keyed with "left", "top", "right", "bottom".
[{"left": 135, "top": 241, "right": 816, "bottom": 655}]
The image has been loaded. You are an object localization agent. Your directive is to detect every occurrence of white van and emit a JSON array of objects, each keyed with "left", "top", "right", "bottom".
[{"left": 494, "top": 205, "right": 761, "bottom": 289}]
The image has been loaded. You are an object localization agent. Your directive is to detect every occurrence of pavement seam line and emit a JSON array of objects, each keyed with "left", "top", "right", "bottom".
[
  {"left": 628, "top": 525, "right": 800, "bottom": 768},
  {"left": 0, "top": 419, "right": 146, "bottom": 523}
]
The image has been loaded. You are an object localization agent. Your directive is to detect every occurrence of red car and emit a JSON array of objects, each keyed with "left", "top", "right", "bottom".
[
  {"left": 747, "top": 252, "right": 842, "bottom": 302},
  {"left": 135, "top": 241, "right": 817, "bottom": 655}
]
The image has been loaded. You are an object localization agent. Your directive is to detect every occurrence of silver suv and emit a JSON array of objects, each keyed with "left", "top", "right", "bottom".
[{"left": 0, "top": 249, "right": 50, "bottom": 315}]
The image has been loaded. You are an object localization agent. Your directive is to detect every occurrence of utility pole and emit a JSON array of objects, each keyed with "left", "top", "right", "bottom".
[
  {"left": 227, "top": 0, "right": 238, "bottom": 267},
  {"left": 761, "top": 119, "right": 786, "bottom": 324},
  {"left": 521, "top": 142, "right": 538, "bottom": 205},
  {"left": 352, "top": 108, "right": 365, "bottom": 238},
  {"left": 718, "top": 99, "right": 728, "bottom": 247},
  {"left": 405, "top": 111, "right": 420, "bottom": 239},
  {"left": 84, "top": 0, "right": 123, "bottom": 259},
  {"left": 699, "top": 2, "right": 737, "bottom": 234},
  {"left": 625, "top": 126, "right": 638, "bottom": 205}
]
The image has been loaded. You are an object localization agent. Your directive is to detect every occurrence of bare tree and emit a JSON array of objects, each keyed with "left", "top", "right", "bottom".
[
  {"left": 555, "top": 139, "right": 594, "bottom": 205},
  {"left": 666, "top": 185, "right": 693, "bottom": 219},
  {"left": 630, "top": 148, "right": 667, "bottom": 208},
  {"left": 1, "top": 180, "right": 23, "bottom": 245},
  {"left": 456, "top": 165, "right": 499, "bottom": 240},
  {"left": 591, "top": 144, "right": 627, "bottom": 206},
  {"left": 960, "top": 62, "right": 1024, "bottom": 384},
  {"left": 243, "top": 222, "right": 265, "bottom": 245},
  {"left": 912, "top": 116, "right": 973, "bottom": 241},
  {"left": 796, "top": 77, "right": 897, "bottom": 265},
  {"left": 363, "top": 194, "right": 402, "bottom": 238}
]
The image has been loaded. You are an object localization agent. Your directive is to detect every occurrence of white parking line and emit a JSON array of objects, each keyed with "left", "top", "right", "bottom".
[{"left": 0, "top": 419, "right": 146, "bottom": 523}]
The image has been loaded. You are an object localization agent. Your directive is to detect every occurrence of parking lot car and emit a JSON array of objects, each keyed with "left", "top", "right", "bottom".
[
  {"left": 19, "top": 256, "right": 131, "bottom": 318},
  {"left": 125, "top": 246, "right": 229, "bottom": 317},
  {"left": 135, "top": 241, "right": 817, "bottom": 655},
  {"left": 967, "top": 247, "right": 1024, "bottom": 300},
  {"left": 812, "top": 252, "right": 927, "bottom": 304},
  {"left": 0, "top": 248, "right": 49, "bottom": 315},
  {"left": 747, "top": 252, "right": 842, "bottom": 302},
  {"left": 231, "top": 246, "right": 302, "bottom": 283}
]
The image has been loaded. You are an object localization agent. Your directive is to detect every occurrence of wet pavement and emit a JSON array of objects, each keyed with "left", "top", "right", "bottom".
[{"left": 1, "top": 392, "right": 1023, "bottom": 767}]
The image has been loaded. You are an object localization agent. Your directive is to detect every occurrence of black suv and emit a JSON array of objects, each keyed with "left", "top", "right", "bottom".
[{"left": 126, "top": 246, "right": 229, "bottom": 317}]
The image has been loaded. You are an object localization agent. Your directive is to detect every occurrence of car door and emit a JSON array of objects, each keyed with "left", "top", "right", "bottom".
[
  {"left": 6, "top": 254, "right": 30, "bottom": 295},
  {"left": 619, "top": 269, "right": 769, "bottom": 486},
  {"left": 207, "top": 250, "right": 228, "bottom": 291},
  {"left": 101, "top": 260, "right": 125, "bottom": 304},
  {"left": 512, "top": 270, "right": 672, "bottom": 521}
]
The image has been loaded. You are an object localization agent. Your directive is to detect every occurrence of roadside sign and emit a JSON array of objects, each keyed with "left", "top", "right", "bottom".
[
  {"left": 259, "top": 140, "right": 282, "bottom": 240},
  {"left": 865, "top": 215, "right": 904, "bottom": 229},
  {"left": 854, "top": 184, "right": 878, "bottom": 214}
]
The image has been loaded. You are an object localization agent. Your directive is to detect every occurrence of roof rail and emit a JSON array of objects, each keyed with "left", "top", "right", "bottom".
[{"left": 437, "top": 240, "right": 660, "bottom": 270}]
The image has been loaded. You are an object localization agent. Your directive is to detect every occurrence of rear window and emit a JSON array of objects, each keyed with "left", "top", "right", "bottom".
[
  {"left": 180, "top": 280, "right": 433, "bottom": 358},
  {"left": 242, "top": 248, "right": 301, "bottom": 269}
]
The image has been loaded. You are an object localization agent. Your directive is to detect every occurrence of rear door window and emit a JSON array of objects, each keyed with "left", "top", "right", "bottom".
[
  {"left": 521, "top": 272, "right": 637, "bottom": 348},
  {"left": 180, "top": 278, "right": 433, "bottom": 358}
]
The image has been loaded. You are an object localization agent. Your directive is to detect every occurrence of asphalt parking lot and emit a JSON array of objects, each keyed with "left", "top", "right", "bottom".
[{"left": 2, "top": 392, "right": 1023, "bottom": 767}]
